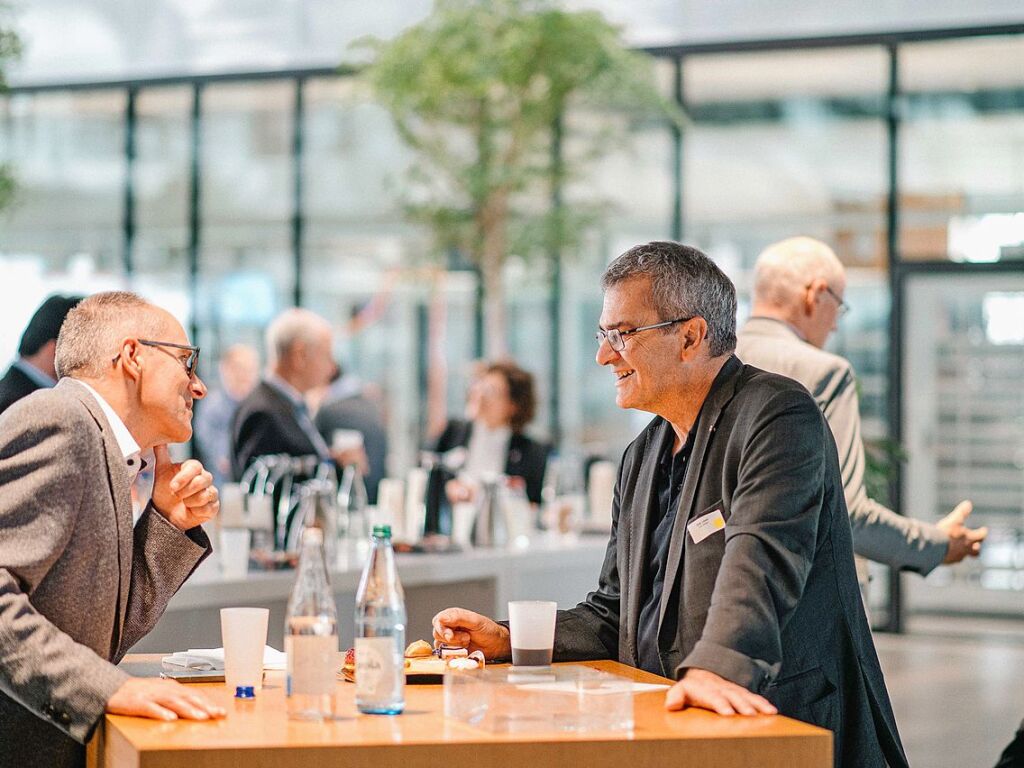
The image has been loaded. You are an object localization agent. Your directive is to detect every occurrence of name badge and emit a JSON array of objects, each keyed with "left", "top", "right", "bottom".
[{"left": 687, "top": 509, "right": 725, "bottom": 544}]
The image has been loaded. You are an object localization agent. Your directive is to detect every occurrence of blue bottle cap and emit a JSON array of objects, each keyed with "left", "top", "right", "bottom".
[{"left": 235, "top": 685, "right": 255, "bottom": 699}]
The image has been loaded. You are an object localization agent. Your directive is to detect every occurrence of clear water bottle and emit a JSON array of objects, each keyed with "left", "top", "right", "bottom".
[
  {"left": 354, "top": 525, "right": 406, "bottom": 715},
  {"left": 286, "top": 527, "right": 338, "bottom": 721}
]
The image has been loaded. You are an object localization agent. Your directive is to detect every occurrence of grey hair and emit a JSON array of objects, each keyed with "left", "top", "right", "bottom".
[
  {"left": 55, "top": 291, "right": 165, "bottom": 378},
  {"left": 753, "top": 237, "right": 845, "bottom": 307},
  {"left": 265, "top": 308, "right": 332, "bottom": 366},
  {"left": 601, "top": 241, "right": 737, "bottom": 357}
]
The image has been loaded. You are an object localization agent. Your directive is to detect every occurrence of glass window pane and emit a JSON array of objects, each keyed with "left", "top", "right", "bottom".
[
  {"left": 899, "top": 36, "right": 1024, "bottom": 263},
  {"left": 195, "top": 81, "right": 295, "bottom": 360}
]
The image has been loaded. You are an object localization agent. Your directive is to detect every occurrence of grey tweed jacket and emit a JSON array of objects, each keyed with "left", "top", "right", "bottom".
[
  {"left": 0, "top": 378, "right": 211, "bottom": 768},
  {"left": 736, "top": 316, "right": 948, "bottom": 576}
]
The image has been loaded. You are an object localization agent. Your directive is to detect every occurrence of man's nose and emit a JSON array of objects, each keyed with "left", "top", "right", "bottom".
[
  {"left": 191, "top": 375, "right": 208, "bottom": 399},
  {"left": 595, "top": 337, "right": 618, "bottom": 366}
]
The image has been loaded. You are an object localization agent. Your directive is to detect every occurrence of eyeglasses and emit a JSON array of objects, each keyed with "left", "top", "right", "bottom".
[
  {"left": 595, "top": 316, "right": 694, "bottom": 352},
  {"left": 823, "top": 285, "right": 849, "bottom": 317},
  {"left": 112, "top": 339, "right": 201, "bottom": 378}
]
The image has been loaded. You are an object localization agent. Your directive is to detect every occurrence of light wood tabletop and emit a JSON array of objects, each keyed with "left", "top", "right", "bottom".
[{"left": 87, "top": 655, "right": 831, "bottom": 768}]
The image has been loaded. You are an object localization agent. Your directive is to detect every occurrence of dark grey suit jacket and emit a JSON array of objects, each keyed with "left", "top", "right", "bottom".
[
  {"left": 552, "top": 356, "right": 907, "bottom": 768},
  {"left": 0, "top": 379, "right": 212, "bottom": 768}
]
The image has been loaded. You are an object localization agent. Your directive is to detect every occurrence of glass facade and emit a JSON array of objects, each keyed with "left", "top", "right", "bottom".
[{"left": 3, "top": 25, "right": 1024, "bottom": 622}]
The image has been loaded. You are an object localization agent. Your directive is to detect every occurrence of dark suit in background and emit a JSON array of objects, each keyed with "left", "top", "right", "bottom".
[
  {"left": 0, "top": 363, "right": 40, "bottom": 414},
  {"left": 432, "top": 418, "right": 549, "bottom": 505},
  {"left": 0, "top": 379, "right": 211, "bottom": 768},
  {"left": 551, "top": 357, "right": 907, "bottom": 768},
  {"left": 230, "top": 380, "right": 323, "bottom": 481},
  {"left": 315, "top": 392, "right": 388, "bottom": 505}
]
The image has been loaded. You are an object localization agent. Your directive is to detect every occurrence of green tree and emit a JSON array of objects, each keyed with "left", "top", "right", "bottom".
[
  {"left": 0, "top": 4, "right": 20, "bottom": 210},
  {"left": 359, "top": 0, "right": 679, "bottom": 357}
]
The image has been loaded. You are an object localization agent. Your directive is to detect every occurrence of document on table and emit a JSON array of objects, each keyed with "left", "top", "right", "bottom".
[{"left": 514, "top": 681, "right": 669, "bottom": 695}]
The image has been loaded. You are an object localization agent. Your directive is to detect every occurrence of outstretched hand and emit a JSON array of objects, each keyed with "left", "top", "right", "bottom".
[
  {"left": 151, "top": 444, "right": 219, "bottom": 531},
  {"left": 937, "top": 500, "right": 987, "bottom": 564}
]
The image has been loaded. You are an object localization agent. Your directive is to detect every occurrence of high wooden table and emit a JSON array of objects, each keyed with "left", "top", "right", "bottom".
[{"left": 87, "top": 657, "right": 831, "bottom": 768}]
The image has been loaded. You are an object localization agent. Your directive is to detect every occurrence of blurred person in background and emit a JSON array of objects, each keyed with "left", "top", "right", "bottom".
[
  {"left": 736, "top": 237, "right": 986, "bottom": 591},
  {"left": 0, "top": 294, "right": 83, "bottom": 414},
  {"left": 433, "top": 360, "right": 549, "bottom": 506},
  {"left": 230, "top": 308, "right": 365, "bottom": 480},
  {"left": 0, "top": 291, "right": 223, "bottom": 768},
  {"left": 193, "top": 343, "right": 260, "bottom": 487},
  {"left": 314, "top": 362, "right": 389, "bottom": 505}
]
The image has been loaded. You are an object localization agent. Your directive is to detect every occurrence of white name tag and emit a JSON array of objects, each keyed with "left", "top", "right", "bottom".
[{"left": 687, "top": 509, "right": 725, "bottom": 544}]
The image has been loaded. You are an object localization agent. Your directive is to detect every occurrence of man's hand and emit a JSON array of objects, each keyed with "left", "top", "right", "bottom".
[
  {"left": 937, "top": 500, "right": 988, "bottom": 564},
  {"left": 151, "top": 444, "right": 219, "bottom": 531},
  {"left": 331, "top": 446, "right": 369, "bottom": 476},
  {"left": 665, "top": 668, "right": 777, "bottom": 716},
  {"left": 106, "top": 677, "right": 226, "bottom": 722},
  {"left": 432, "top": 607, "right": 511, "bottom": 661}
]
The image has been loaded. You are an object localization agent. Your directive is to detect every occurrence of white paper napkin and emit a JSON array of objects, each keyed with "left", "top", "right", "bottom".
[{"left": 161, "top": 645, "right": 287, "bottom": 671}]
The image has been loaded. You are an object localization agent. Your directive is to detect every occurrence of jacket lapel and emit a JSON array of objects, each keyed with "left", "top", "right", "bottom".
[
  {"left": 657, "top": 356, "right": 742, "bottom": 629},
  {"left": 625, "top": 418, "right": 670, "bottom": 666},
  {"left": 61, "top": 380, "right": 134, "bottom": 652}
]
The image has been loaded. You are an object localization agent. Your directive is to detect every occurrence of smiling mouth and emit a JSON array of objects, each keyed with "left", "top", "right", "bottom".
[{"left": 615, "top": 370, "right": 635, "bottom": 382}]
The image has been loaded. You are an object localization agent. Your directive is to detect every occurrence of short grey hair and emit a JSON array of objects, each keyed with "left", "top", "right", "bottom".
[
  {"left": 753, "top": 237, "right": 845, "bottom": 307},
  {"left": 55, "top": 291, "right": 165, "bottom": 378},
  {"left": 265, "top": 308, "right": 332, "bottom": 366},
  {"left": 601, "top": 241, "right": 737, "bottom": 357}
]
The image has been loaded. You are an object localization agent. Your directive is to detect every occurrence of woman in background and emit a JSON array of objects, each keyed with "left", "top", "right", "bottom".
[{"left": 434, "top": 360, "right": 549, "bottom": 506}]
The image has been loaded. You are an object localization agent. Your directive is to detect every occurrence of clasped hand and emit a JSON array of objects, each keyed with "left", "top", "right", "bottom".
[{"left": 151, "top": 444, "right": 219, "bottom": 531}]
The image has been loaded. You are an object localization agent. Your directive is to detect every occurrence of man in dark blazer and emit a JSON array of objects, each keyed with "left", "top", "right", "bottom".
[
  {"left": 0, "top": 292, "right": 224, "bottom": 768},
  {"left": 0, "top": 294, "right": 82, "bottom": 414},
  {"left": 434, "top": 242, "right": 908, "bottom": 768}
]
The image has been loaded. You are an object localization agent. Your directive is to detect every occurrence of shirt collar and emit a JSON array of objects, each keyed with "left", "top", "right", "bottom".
[
  {"left": 13, "top": 358, "right": 57, "bottom": 388},
  {"left": 69, "top": 378, "right": 144, "bottom": 478}
]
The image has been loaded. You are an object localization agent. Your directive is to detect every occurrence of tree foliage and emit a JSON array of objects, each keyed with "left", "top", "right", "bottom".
[
  {"left": 358, "top": 0, "right": 680, "bottom": 355},
  {"left": 0, "top": 4, "right": 21, "bottom": 211}
]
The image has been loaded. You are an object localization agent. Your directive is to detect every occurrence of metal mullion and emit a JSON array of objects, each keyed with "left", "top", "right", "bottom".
[
  {"left": 671, "top": 56, "right": 684, "bottom": 242},
  {"left": 187, "top": 82, "right": 202, "bottom": 346},
  {"left": 884, "top": 43, "right": 903, "bottom": 634},
  {"left": 291, "top": 77, "right": 305, "bottom": 307},
  {"left": 122, "top": 86, "right": 136, "bottom": 279},
  {"left": 548, "top": 114, "right": 563, "bottom": 446}
]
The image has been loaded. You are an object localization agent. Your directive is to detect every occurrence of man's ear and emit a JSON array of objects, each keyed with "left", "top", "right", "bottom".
[
  {"left": 680, "top": 318, "right": 707, "bottom": 357},
  {"left": 802, "top": 279, "right": 823, "bottom": 317},
  {"left": 119, "top": 339, "right": 144, "bottom": 381}
]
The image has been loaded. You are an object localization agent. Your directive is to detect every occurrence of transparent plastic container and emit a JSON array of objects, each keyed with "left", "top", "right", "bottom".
[{"left": 443, "top": 664, "right": 635, "bottom": 733}]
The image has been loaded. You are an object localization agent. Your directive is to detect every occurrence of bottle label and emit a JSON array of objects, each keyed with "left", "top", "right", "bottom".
[
  {"left": 355, "top": 636, "right": 399, "bottom": 699},
  {"left": 286, "top": 634, "right": 337, "bottom": 696}
]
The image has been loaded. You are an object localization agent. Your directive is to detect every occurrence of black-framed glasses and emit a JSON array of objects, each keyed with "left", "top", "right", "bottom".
[
  {"left": 114, "top": 339, "right": 201, "bottom": 378},
  {"left": 595, "top": 316, "right": 694, "bottom": 352},
  {"left": 823, "top": 285, "right": 849, "bottom": 317}
]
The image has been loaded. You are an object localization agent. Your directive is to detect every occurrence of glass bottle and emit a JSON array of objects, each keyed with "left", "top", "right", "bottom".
[
  {"left": 354, "top": 525, "right": 406, "bottom": 715},
  {"left": 285, "top": 527, "right": 338, "bottom": 721}
]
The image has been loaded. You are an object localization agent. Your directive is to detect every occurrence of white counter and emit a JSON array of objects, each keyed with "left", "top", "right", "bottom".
[{"left": 132, "top": 534, "right": 610, "bottom": 653}]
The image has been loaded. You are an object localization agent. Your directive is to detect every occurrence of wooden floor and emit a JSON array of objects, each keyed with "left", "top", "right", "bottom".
[{"left": 875, "top": 616, "right": 1024, "bottom": 768}]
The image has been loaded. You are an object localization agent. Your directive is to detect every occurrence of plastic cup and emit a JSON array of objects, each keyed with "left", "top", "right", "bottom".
[
  {"left": 220, "top": 607, "right": 268, "bottom": 692},
  {"left": 508, "top": 600, "right": 556, "bottom": 667},
  {"left": 219, "top": 528, "right": 251, "bottom": 579},
  {"left": 332, "top": 429, "right": 364, "bottom": 453}
]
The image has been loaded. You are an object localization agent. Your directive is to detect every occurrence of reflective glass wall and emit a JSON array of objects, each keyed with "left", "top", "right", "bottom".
[{"left": 3, "top": 27, "right": 1024, "bottom": 622}]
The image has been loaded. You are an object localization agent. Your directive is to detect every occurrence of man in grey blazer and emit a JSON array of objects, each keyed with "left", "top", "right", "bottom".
[
  {"left": 435, "top": 242, "right": 907, "bottom": 767},
  {"left": 0, "top": 291, "right": 225, "bottom": 768},
  {"left": 736, "top": 237, "right": 986, "bottom": 585}
]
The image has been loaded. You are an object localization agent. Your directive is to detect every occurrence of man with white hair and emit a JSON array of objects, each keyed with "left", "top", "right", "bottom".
[
  {"left": 736, "top": 237, "right": 986, "bottom": 585},
  {"left": 0, "top": 291, "right": 224, "bottom": 768},
  {"left": 230, "top": 308, "right": 365, "bottom": 487}
]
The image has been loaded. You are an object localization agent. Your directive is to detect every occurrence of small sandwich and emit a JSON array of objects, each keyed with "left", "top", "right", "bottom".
[{"left": 341, "top": 647, "right": 356, "bottom": 682}]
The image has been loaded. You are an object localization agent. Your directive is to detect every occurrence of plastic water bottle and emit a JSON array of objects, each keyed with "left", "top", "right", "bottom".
[
  {"left": 354, "top": 525, "right": 406, "bottom": 715},
  {"left": 286, "top": 527, "right": 338, "bottom": 721}
]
